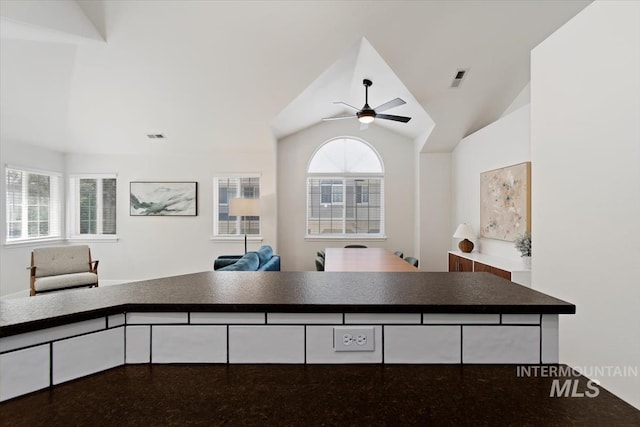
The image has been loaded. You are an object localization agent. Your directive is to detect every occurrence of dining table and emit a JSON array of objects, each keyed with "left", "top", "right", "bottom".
[{"left": 323, "top": 247, "right": 420, "bottom": 272}]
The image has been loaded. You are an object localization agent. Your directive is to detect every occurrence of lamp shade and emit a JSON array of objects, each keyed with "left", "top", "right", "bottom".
[
  {"left": 229, "top": 198, "right": 260, "bottom": 217},
  {"left": 453, "top": 223, "right": 475, "bottom": 240}
]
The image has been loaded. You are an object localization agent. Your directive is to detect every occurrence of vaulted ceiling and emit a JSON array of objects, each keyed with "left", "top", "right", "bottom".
[{"left": 0, "top": 0, "right": 591, "bottom": 156}]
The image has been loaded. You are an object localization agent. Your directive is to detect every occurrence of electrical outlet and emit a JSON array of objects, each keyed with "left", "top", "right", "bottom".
[
  {"left": 334, "top": 327, "right": 375, "bottom": 352},
  {"left": 342, "top": 333, "right": 353, "bottom": 346}
]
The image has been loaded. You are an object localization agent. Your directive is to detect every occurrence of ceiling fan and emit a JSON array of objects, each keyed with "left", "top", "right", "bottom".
[{"left": 323, "top": 79, "right": 411, "bottom": 127}]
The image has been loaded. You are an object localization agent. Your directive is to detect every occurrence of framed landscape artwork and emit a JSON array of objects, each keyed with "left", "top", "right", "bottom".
[
  {"left": 480, "top": 162, "right": 531, "bottom": 242},
  {"left": 130, "top": 182, "right": 197, "bottom": 216}
]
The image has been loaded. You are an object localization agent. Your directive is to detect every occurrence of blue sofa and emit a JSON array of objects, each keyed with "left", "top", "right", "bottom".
[{"left": 214, "top": 245, "right": 281, "bottom": 271}]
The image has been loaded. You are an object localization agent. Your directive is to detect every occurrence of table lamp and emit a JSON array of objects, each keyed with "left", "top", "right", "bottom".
[
  {"left": 229, "top": 198, "right": 260, "bottom": 253},
  {"left": 453, "top": 223, "right": 475, "bottom": 253}
]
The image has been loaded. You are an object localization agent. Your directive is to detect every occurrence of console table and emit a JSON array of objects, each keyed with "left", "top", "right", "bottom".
[
  {"left": 448, "top": 251, "right": 532, "bottom": 286},
  {"left": 0, "top": 271, "right": 573, "bottom": 402}
]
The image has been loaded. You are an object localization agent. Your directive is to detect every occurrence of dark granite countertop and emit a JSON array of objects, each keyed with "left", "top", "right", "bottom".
[{"left": 0, "top": 271, "right": 575, "bottom": 337}]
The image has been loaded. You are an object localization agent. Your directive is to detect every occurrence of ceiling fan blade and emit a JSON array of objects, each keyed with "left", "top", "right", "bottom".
[
  {"left": 373, "top": 98, "right": 406, "bottom": 113},
  {"left": 376, "top": 114, "right": 412, "bottom": 123},
  {"left": 322, "top": 115, "right": 357, "bottom": 121},
  {"left": 333, "top": 101, "right": 360, "bottom": 111}
]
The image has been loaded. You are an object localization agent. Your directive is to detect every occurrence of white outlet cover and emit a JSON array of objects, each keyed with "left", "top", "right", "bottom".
[{"left": 334, "top": 327, "right": 375, "bottom": 352}]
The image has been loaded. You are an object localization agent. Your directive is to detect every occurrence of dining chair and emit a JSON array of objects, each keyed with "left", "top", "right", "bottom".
[{"left": 404, "top": 256, "right": 419, "bottom": 268}]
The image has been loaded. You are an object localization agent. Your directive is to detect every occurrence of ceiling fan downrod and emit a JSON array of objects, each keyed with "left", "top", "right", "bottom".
[
  {"left": 363, "top": 79, "right": 372, "bottom": 105},
  {"left": 358, "top": 79, "right": 376, "bottom": 123}
]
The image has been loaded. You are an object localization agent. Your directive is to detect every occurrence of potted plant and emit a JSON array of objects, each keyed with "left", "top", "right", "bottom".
[{"left": 514, "top": 233, "right": 532, "bottom": 267}]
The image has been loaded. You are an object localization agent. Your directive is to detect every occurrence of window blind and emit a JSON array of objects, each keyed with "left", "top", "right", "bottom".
[
  {"left": 68, "top": 174, "right": 117, "bottom": 237},
  {"left": 5, "top": 167, "right": 62, "bottom": 242},
  {"left": 307, "top": 177, "right": 383, "bottom": 236},
  {"left": 213, "top": 176, "right": 260, "bottom": 236}
]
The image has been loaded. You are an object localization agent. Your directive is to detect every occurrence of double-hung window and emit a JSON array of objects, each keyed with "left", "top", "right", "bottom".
[
  {"left": 306, "top": 138, "right": 384, "bottom": 237},
  {"left": 5, "top": 166, "right": 62, "bottom": 243},
  {"left": 213, "top": 175, "right": 260, "bottom": 237},
  {"left": 68, "top": 174, "right": 117, "bottom": 239}
]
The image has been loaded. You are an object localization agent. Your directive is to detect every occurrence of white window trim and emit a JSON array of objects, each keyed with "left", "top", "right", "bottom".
[
  {"left": 307, "top": 136, "right": 385, "bottom": 174},
  {"left": 212, "top": 174, "right": 262, "bottom": 238},
  {"left": 4, "top": 164, "right": 63, "bottom": 245},
  {"left": 67, "top": 173, "right": 118, "bottom": 240},
  {"left": 210, "top": 236, "right": 264, "bottom": 243},
  {"left": 67, "top": 235, "right": 119, "bottom": 243},
  {"left": 304, "top": 135, "right": 386, "bottom": 242},
  {"left": 5, "top": 164, "right": 62, "bottom": 176},
  {"left": 304, "top": 236, "right": 387, "bottom": 242},
  {"left": 3, "top": 237, "right": 66, "bottom": 248}
]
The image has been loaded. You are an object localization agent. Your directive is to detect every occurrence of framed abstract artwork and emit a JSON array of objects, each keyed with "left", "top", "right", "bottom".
[
  {"left": 130, "top": 182, "right": 197, "bottom": 216},
  {"left": 480, "top": 162, "right": 531, "bottom": 242}
]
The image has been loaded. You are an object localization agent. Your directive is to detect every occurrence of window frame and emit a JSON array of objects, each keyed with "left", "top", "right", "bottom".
[
  {"left": 67, "top": 173, "right": 118, "bottom": 242},
  {"left": 212, "top": 174, "right": 262, "bottom": 241},
  {"left": 305, "top": 137, "right": 385, "bottom": 240},
  {"left": 4, "top": 165, "right": 63, "bottom": 245}
]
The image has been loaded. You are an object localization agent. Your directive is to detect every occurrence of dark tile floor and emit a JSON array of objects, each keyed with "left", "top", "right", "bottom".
[{"left": 1, "top": 364, "right": 638, "bottom": 426}]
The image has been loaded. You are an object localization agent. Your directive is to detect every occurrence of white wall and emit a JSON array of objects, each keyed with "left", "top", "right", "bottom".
[
  {"left": 419, "top": 153, "right": 451, "bottom": 271},
  {"left": 64, "top": 150, "right": 277, "bottom": 282},
  {"left": 451, "top": 105, "right": 531, "bottom": 261},
  {"left": 0, "top": 141, "right": 66, "bottom": 296},
  {"left": 0, "top": 141, "right": 277, "bottom": 297},
  {"left": 501, "top": 83, "right": 530, "bottom": 118},
  {"left": 531, "top": 0, "right": 640, "bottom": 409},
  {"left": 277, "top": 120, "right": 416, "bottom": 271}
]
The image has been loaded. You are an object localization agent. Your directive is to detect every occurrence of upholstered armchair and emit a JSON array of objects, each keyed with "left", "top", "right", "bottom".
[{"left": 29, "top": 245, "right": 99, "bottom": 296}]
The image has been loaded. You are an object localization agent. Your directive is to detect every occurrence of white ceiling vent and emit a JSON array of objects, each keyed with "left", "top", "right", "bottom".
[
  {"left": 146, "top": 133, "right": 166, "bottom": 140},
  {"left": 450, "top": 69, "right": 468, "bottom": 88}
]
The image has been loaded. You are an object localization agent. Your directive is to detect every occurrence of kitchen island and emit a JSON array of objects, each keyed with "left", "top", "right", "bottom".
[{"left": 1, "top": 271, "right": 574, "bottom": 401}]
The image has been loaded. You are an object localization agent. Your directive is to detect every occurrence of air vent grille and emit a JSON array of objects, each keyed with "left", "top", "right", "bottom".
[
  {"left": 451, "top": 69, "right": 468, "bottom": 88},
  {"left": 146, "top": 134, "right": 166, "bottom": 140}
]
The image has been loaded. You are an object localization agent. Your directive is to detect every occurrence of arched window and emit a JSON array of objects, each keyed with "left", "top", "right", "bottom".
[{"left": 306, "top": 137, "right": 384, "bottom": 237}]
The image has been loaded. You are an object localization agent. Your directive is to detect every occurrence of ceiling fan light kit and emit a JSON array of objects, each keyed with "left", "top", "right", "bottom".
[
  {"left": 358, "top": 112, "right": 375, "bottom": 124},
  {"left": 324, "top": 79, "right": 411, "bottom": 125}
]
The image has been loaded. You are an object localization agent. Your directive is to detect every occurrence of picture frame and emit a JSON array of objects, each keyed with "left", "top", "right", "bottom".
[
  {"left": 479, "top": 162, "right": 531, "bottom": 242},
  {"left": 130, "top": 181, "right": 197, "bottom": 216}
]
